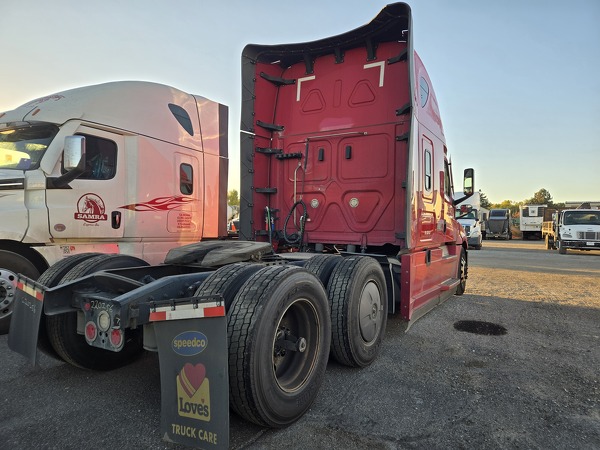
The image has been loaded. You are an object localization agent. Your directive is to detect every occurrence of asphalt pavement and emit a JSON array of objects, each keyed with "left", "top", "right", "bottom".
[{"left": 1, "top": 240, "right": 599, "bottom": 449}]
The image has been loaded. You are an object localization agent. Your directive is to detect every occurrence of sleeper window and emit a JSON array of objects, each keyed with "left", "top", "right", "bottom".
[{"left": 180, "top": 163, "right": 193, "bottom": 194}]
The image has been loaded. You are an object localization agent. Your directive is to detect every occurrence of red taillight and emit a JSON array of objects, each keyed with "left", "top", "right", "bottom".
[
  {"left": 85, "top": 321, "right": 97, "bottom": 342},
  {"left": 110, "top": 329, "right": 124, "bottom": 349}
]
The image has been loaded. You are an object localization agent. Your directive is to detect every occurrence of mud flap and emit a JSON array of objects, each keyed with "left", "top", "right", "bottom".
[
  {"left": 152, "top": 298, "right": 229, "bottom": 450},
  {"left": 7, "top": 276, "right": 45, "bottom": 365}
]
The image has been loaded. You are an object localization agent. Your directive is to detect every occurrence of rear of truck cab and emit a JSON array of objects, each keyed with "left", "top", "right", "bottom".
[{"left": 240, "top": 2, "right": 471, "bottom": 321}]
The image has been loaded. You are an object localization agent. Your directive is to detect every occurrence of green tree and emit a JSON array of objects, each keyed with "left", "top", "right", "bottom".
[
  {"left": 479, "top": 191, "right": 491, "bottom": 209},
  {"left": 526, "top": 188, "right": 553, "bottom": 206},
  {"left": 491, "top": 199, "right": 520, "bottom": 217},
  {"left": 227, "top": 189, "right": 240, "bottom": 206}
]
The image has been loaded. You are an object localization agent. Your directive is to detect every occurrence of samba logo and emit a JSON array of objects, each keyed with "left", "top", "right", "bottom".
[
  {"left": 74, "top": 193, "right": 107, "bottom": 223},
  {"left": 177, "top": 363, "right": 211, "bottom": 421}
]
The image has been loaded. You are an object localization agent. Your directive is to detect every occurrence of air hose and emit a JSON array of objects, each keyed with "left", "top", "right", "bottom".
[{"left": 283, "top": 200, "right": 307, "bottom": 246}]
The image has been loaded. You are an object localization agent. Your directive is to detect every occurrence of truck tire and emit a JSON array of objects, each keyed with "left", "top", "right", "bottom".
[
  {"left": 302, "top": 254, "right": 342, "bottom": 286},
  {"left": 35, "top": 253, "right": 102, "bottom": 358},
  {"left": 46, "top": 254, "right": 149, "bottom": 370},
  {"left": 0, "top": 250, "right": 41, "bottom": 335},
  {"left": 227, "top": 265, "right": 331, "bottom": 427},
  {"left": 455, "top": 247, "right": 468, "bottom": 296},
  {"left": 193, "top": 262, "right": 262, "bottom": 310},
  {"left": 327, "top": 256, "right": 387, "bottom": 368},
  {"left": 557, "top": 240, "right": 567, "bottom": 255}
]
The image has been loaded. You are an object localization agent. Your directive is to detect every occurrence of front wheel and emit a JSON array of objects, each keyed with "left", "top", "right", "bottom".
[
  {"left": 0, "top": 250, "right": 41, "bottom": 334},
  {"left": 557, "top": 240, "right": 567, "bottom": 255},
  {"left": 455, "top": 247, "right": 468, "bottom": 296},
  {"left": 227, "top": 265, "right": 331, "bottom": 427}
]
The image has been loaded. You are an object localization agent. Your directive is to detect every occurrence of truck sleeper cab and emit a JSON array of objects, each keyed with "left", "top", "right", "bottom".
[{"left": 240, "top": 1, "right": 472, "bottom": 322}]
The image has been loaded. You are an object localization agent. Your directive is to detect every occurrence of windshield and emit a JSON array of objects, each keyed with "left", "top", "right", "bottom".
[
  {"left": 456, "top": 210, "right": 477, "bottom": 220},
  {"left": 0, "top": 123, "right": 59, "bottom": 170},
  {"left": 563, "top": 211, "right": 600, "bottom": 226}
]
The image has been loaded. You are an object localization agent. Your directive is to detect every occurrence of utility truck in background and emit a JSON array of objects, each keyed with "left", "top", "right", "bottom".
[
  {"left": 542, "top": 206, "right": 600, "bottom": 254},
  {"left": 0, "top": 82, "right": 228, "bottom": 333},
  {"left": 9, "top": 3, "right": 475, "bottom": 446},
  {"left": 519, "top": 204, "right": 547, "bottom": 240},
  {"left": 454, "top": 191, "right": 485, "bottom": 249},
  {"left": 486, "top": 208, "right": 512, "bottom": 240}
]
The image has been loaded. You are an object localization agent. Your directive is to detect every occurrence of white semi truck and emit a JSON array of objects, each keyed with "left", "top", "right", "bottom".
[
  {"left": 454, "top": 191, "right": 485, "bottom": 249},
  {"left": 0, "top": 82, "right": 228, "bottom": 333}
]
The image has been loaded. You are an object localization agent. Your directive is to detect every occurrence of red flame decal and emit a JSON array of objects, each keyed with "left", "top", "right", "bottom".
[{"left": 119, "top": 196, "right": 194, "bottom": 212}]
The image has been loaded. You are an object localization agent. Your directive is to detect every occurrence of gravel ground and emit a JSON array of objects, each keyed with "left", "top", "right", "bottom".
[{"left": 1, "top": 240, "right": 599, "bottom": 449}]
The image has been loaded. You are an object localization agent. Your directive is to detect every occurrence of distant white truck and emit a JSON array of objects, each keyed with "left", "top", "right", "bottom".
[
  {"left": 520, "top": 204, "right": 547, "bottom": 240},
  {"left": 454, "top": 191, "right": 485, "bottom": 249},
  {"left": 0, "top": 81, "right": 228, "bottom": 333},
  {"left": 542, "top": 208, "right": 600, "bottom": 254}
]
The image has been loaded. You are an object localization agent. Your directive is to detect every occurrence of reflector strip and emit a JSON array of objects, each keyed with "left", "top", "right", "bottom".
[
  {"left": 149, "top": 302, "right": 225, "bottom": 322},
  {"left": 16, "top": 281, "right": 44, "bottom": 301}
]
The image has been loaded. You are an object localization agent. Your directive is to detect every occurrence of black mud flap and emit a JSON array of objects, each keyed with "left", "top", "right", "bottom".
[
  {"left": 152, "top": 298, "right": 229, "bottom": 450},
  {"left": 7, "top": 276, "right": 45, "bottom": 365}
]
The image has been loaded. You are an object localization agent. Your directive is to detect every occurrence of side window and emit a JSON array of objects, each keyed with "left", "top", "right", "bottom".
[
  {"left": 180, "top": 163, "right": 193, "bottom": 195},
  {"left": 64, "top": 134, "right": 117, "bottom": 180},
  {"left": 169, "top": 104, "right": 194, "bottom": 136},
  {"left": 419, "top": 77, "right": 429, "bottom": 107},
  {"left": 424, "top": 149, "right": 432, "bottom": 192}
]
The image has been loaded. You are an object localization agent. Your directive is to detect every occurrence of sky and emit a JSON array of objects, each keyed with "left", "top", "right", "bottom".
[{"left": 2, "top": 0, "right": 599, "bottom": 204}]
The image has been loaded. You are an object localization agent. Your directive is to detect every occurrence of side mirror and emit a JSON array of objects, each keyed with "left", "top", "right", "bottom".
[
  {"left": 47, "top": 135, "right": 87, "bottom": 188},
  {"left": 463, "top": 168, "right": 474, "bottom": 195},
  {"left": 63, "top": 135, "right": 86, "bottom": 170}
]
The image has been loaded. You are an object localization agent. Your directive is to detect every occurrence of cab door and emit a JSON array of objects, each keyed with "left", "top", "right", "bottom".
[{"left": 47, "top": 127, "right": 126, "bottom": 240}]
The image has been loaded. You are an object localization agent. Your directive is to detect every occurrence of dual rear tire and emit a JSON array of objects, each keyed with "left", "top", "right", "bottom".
[
  {"left": 41, "top": 254, "right": 149, "bottom": 370},
  {"left": 196, "top": 254, "right": 388, "bottom": 427}
]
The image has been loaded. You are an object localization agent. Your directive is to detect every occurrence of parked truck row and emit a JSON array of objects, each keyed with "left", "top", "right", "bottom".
[{"left": 7, "top": 3, "right": 475, "bottom": 447}]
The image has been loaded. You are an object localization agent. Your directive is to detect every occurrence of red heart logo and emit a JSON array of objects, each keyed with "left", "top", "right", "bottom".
[{"left": 180, "top": 363, "right": 206, "bottom": 397}]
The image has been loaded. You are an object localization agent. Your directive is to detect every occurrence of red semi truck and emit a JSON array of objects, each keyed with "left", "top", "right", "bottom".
[{"left": 9, "top": 2, "right": 474, "bottom": 446}]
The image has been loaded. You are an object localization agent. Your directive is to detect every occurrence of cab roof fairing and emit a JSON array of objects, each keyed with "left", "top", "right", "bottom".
[
  {"left": 1, "top": 81, "right": 212, "bottom": 149},
  {"left": 240, "top": 2, "right": 413, "bottom": 135}
]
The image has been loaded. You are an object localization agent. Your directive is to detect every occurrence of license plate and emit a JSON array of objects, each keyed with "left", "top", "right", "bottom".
[{"left": 586, "top": 242, "right": 595, "bottom": 246}]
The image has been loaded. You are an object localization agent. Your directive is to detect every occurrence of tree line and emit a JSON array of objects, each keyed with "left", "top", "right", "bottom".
[{"left": 480, "top": 188, "right": 565, "bottom": 217}]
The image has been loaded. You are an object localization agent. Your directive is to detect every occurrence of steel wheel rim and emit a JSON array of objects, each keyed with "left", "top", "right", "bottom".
[
  {"left": 272, "top": 298, "right": 320, "bottom": 392},
  {"left": 358, "top": 280, "right": 383, "bottom": 344},
  {"left": 0, "top": 268, "right": 17, "bottom": 320}
]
